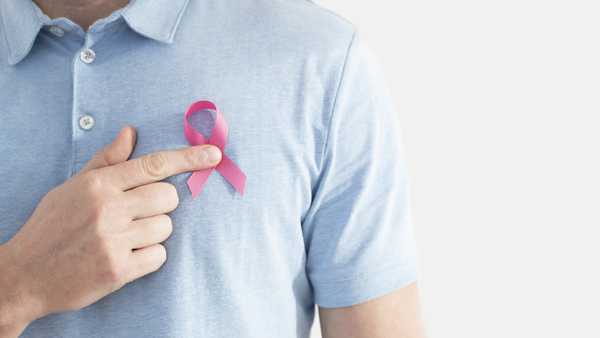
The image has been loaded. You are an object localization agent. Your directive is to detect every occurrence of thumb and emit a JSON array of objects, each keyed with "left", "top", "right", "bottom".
[{"left": 78, "top": 125, "right": 137, "bottom": 175}]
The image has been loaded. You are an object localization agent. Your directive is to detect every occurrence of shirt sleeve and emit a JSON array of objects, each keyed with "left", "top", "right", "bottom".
[{"left": 302, "top": 32, "right": 418, "bottom": 308}]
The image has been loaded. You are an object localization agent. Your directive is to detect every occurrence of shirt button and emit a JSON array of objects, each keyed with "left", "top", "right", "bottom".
[
  {"left": 48, "top": 25, "right": 65, "bottom": 37},
  {"left": 80, "top": 48, "right": 96, "bottom": 64},
  {"left": 79, "top": 115, "right": 95, "bottom": 130}
]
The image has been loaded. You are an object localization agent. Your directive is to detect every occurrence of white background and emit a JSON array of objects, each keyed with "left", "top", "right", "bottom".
[{"left": 313, "top": 1, "right": 600, "bottom": 337}]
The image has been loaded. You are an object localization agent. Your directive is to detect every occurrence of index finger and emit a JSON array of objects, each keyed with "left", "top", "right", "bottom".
[{"left": 96, "top": 144, "right": 222, "bottom": 191}]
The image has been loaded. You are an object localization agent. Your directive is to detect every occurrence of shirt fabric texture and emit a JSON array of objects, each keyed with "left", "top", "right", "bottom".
[{"left": 0, "top": 0, "right": 418, "bottom": 337}]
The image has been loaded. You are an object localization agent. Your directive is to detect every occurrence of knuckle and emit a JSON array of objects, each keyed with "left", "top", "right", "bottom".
[
  {"left": 81, "top": 172, "right": 105, "bottom": 195},
  {"left": 89, "top": 199, "right": 111, "bottom": 223},
  {"left": 183, "top": 147, "right": 201, "bottom": 167},
  {"left": 97, "top": 241, "right": 124, "bottom": 285},
  {"left": 93, "top": 149, "right": 111, "bottom": 167},
  {"left": 141, "top": 152, "right": 168, "bottom": 178},
  {"left": 104, "top": 261, "right": 124, "bottom": 286},
  {"left": 81, "top": 174, "right": 116, "bottom": 224}
]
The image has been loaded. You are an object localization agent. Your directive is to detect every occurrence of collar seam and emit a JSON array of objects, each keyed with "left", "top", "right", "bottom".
[
  {"left": 121, "top": 0, "right": 190, "bottom": 44},
  {"left": 121, "top": 13, "right": 169, "bottom": 43},
  {"left": 0, "top": 6, "right": 15, "bottom": 64},
  {"left": 9, "top": 20, "right": 42, "bottom": 65},
  {"left": 1, "top": 1, "right": 44, "bottom": 65},
  {"left": 166, "top": 0, "right": 190, "bottom": 43}
]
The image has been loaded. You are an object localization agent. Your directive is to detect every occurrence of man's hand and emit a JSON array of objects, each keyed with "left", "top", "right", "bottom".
[{"left": 0, "top": 126, "right": 222, "bottom": 337}]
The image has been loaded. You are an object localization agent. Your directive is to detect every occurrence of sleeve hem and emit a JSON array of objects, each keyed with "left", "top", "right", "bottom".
[{"left": 311, "top": 262, "right": 418, "bottom": 308}]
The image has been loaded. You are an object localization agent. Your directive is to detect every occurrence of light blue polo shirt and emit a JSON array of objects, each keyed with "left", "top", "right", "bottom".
[{"left": 0, "top": 0, "right": 418, "bottom": 337}]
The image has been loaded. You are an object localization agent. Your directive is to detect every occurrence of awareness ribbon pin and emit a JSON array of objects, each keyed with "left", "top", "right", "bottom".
[{"left": 184, "top": 100, "right": 246, "bottom": 198}]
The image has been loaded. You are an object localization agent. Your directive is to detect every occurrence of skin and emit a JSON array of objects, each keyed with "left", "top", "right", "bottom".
[
  {"left": 0, "top": 126, "right": 223, "bottom": 337},
  {"left": 319, "top": 282, "right": 427, "bottom": 338},
  {"left": 1, "top": 1, "right": 428, "bottom": 337},
  {"left": 33, "top": 0, "right": 130, "bottom": 31}
]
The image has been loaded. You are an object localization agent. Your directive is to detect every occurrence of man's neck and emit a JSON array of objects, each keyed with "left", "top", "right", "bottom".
[{"left": 33, "top": 0, "right": 129, "bottom": 31}]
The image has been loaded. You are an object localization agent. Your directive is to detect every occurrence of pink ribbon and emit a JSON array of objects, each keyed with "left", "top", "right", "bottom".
[{"left": 184, "top": 100, "right": 246, "bottom": 197}]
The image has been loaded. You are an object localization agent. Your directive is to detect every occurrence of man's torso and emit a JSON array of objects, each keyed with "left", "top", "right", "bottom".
[{"left": 0, "top": 0, "right": 354, "bottom": 336}]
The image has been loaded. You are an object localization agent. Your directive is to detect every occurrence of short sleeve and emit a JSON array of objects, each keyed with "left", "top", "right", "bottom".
[{"left": 302, "top": 32, "right": 418, "bottom": 308}]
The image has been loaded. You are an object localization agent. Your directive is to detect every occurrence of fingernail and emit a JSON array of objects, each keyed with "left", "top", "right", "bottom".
[
  {"left": 202, "top": 146, "right": 222, "bottom": 165},
  {"left": 121, "top": 125, "right": 136, "bottom": 148},
  {"left": 116, "top": 126, "right": 127, "bottom": 139}
]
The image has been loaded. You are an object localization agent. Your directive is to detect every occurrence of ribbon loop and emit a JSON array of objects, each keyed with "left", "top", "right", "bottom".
[{"left": 184, "top": 100, "right": 246, "bottom": 197}]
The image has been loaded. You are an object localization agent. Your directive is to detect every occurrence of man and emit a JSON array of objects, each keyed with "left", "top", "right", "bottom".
[{"left": 0, "top": 0, "right": 426, "bottom": 337}]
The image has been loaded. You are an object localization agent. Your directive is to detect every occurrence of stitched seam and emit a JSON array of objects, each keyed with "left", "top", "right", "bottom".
[
  {"left": 310, "top": 261, "right": 416, "bottom": 284},
  {"left": 121, "top": 0, "right": 189, "bottom": 43},
  {"left": 167, "top": 0, "right": 190, "bottom": 42},
  {"left": 120, "top": 1, "right": 159, "bottom": 42},
  {"left": 121, "top": 13, "right": 168, "bottom": 42},
  {"left": 318, "top": 29, "right": 357, "bottom": 174},
  {"left": 90, "top": 18, "right": 129, "bottom": 50},
  {"left": 16, "top": 21, "right": 42, "bottom": 64},
  {"left": 0, "top": 5, "right": 14, "bottom": 63},
  {"left": 303, "top": 0, "right": 354, "bottom": 28},
  {"left": 3, "top": 1, "right": 45, "bottom": 65},
  {"left": 69, "top": 34, "right": 79, "bottom": 177}
]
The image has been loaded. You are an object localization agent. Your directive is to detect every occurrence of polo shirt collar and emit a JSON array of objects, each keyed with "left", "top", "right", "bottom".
[
  {"left": 0, "top": 0, "right": 43, "bottom": 65},
  {"left": 122, "top": 0, "right": 190, "bottom": 44},
  {"left": 1, "top": 0, "right": 190, "bottom": 66}
]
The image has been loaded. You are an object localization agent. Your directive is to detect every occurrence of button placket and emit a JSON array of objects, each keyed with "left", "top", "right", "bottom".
[
  {"left": 69, "top": 18, "right": 123, "bottom": 175},
  {"left": 71, "top": 33, "right": 102, "bottom": 174}
]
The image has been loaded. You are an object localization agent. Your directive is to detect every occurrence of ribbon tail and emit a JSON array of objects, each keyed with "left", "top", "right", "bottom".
[
  {"left": 187, "top": 168, "right": 213, "bottom": 198},
  {"left": 216, "top": 154, "right": 246, "bottom": 195}
]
